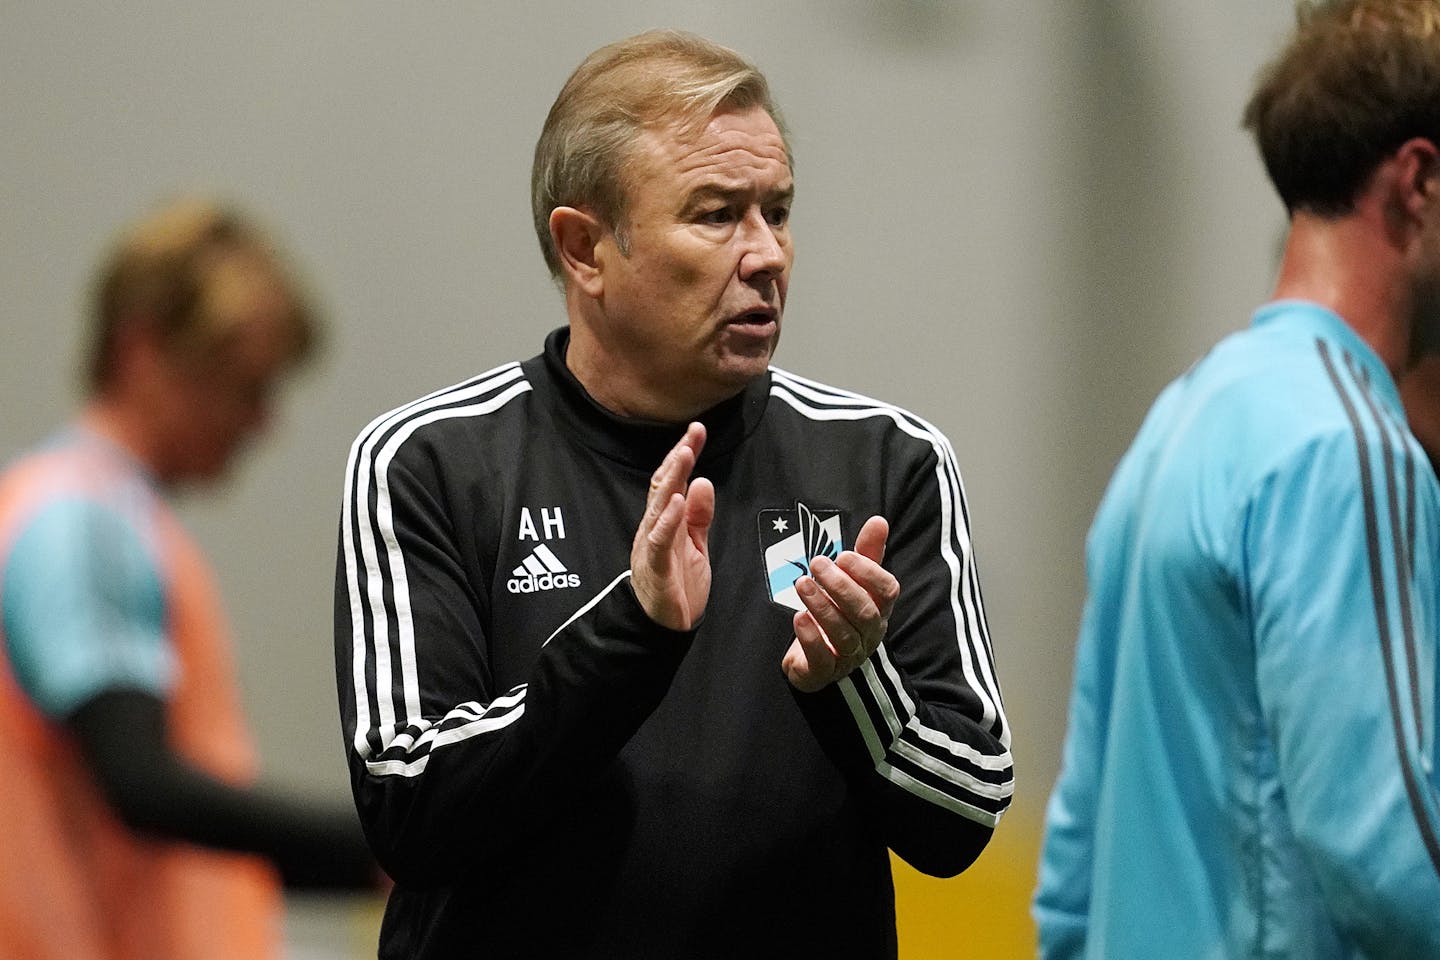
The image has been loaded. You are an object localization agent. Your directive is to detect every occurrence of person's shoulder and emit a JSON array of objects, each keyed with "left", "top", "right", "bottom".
[
  {"left": 1189, "top": 324, "right": 1380, "bottom": 437},
  {"left": 1197, "top": 329, "right": 1416, "bottom": 496},
  {"left": 345, "top": 360, "right": 534, "bottom": 461},
  {"left": 0, "top": 429, "right": 156, "bottom": 542},
  {"left": 767, "top": 367, "right": 948, "bottom": 440}
]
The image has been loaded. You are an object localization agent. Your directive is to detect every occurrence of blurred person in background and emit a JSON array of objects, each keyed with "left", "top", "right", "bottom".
[
  {"left": 0, "top": 198, "right": 375, "bottom": 959},
  {"left": 1035, "top": 2, "right": 1440, "bottom": 957}
]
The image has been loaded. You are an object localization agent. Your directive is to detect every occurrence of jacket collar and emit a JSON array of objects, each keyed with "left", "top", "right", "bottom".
[{"left": 531, "top": 326, "right": 770, "bottom": 469}]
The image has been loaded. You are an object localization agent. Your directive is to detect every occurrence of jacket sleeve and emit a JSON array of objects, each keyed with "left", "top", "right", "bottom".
[
  {"left": 1243, "top": 426, "right": 1440, "bottom": 958},
  {"left": 790, "top": 427, "right": 1014, "bottom": 877},
  {"left": 334, "top": 410, "right": 691, "bottom": 888}
]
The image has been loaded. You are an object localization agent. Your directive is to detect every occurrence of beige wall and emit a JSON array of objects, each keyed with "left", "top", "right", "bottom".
[{"left": 0, "top": 2, "right": 1297, "bottom": 954}]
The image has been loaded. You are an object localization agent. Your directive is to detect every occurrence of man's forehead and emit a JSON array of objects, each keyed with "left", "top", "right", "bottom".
[
  {"left": 637, "top": 107, "right": 791, "bottom": 178},
  {"left": 682, "top": 175, "right": 795, "bottom": 202}
]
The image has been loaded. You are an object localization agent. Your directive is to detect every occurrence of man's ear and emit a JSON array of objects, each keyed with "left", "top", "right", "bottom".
[
  {"left": 549, "top": 206, "right": 606, "bottom": 298},
  {"left": 1394, "top": 137, "right": 1440, "bottom": 215}
]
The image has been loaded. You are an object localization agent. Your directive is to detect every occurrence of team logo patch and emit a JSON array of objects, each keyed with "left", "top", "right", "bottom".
[{"left": 757, "top": 502, "right": 845, "bottom": 611}]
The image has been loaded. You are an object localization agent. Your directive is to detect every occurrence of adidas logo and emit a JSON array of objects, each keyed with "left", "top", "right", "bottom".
[{"left": 506, "top": 544, "right": 581, "bottom": 594}]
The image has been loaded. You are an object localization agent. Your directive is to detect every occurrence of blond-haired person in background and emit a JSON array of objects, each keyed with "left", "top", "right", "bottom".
[{"left": 0, "top": 199, "right": 374, "bottom": 959}]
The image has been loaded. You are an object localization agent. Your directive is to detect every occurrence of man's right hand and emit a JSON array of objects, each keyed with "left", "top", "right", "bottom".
[{"left": 630, "top": 422, "right": 714, "bottom": 631}]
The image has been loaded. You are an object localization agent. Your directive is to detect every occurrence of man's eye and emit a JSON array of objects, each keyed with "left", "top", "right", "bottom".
[
  {"left": 699, "top": 208, "right": 734, "bottom": 225},
  {"left": 765, "top": 206, "right": 790, "bottom": 227}
]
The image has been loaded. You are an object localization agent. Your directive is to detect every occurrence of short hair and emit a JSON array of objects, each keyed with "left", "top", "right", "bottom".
[
  {"left": 1243, "top": 0, "right": 1440, "bottom": 216},
  {"left": 88, "top": 198, "right": 320, "bottom": 390},
  {"left": 531, "top": 29, "right": 790, "bottom": 281}
]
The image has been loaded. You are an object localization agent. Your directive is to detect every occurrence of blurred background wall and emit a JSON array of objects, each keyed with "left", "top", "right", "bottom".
[{"left": 1, "top": 1, "right": 1298, "bottom": 955}]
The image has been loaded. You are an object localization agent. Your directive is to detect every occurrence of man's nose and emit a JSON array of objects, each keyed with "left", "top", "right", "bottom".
[{"left": 737, "top": 209, "right": 788, "bottom": 282}]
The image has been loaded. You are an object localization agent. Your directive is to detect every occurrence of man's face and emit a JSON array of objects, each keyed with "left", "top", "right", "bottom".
[
  {"left": 590, "top": 105, "right": 793, "bottom": 415},
  {"left": 151, "top": 279, "right": 298, "bottom": 485}
]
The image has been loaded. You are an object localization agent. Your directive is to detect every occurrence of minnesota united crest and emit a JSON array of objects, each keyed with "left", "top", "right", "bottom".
[{"left": 757, "top": 502, "right": 845, "bottom": 611}]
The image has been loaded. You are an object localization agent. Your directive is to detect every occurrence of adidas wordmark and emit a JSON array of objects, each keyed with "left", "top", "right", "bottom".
[{"left": 507, "top": 543, "right": 581, "bottom": 594}]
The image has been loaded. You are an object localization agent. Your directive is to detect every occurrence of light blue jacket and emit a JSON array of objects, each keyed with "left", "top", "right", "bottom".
[{"left": 1035, "top": 302, "right": 1440, "bottom": 959}]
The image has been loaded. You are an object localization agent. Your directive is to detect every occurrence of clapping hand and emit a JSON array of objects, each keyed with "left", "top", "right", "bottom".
[
  {"left": 781, "top": 516, "right": 899, "bottom": 692},
  {"left": 630, "top": 423, "right": 714, "bottom": 631}
]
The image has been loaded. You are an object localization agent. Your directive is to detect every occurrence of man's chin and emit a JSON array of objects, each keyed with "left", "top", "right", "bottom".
[
  {"left": 719, "top": 319, "right": 778, "bottom": 355},
  {"left": 715, "top": 353, "right": 773, "bottom": 385},
  {"left": 720, "top": 333, "right": 778, "bottom": 368}
]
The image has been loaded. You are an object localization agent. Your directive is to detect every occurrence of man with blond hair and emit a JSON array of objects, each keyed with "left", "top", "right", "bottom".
[
  {"left": 0, "top": 198, "right": 373, "bottom": 959},
  {"left": 336, "top": 29, "right": 1013, "bottom": 958},
  {"left": 1035, "top": 2, "right": 1440, "bottom": 957}
]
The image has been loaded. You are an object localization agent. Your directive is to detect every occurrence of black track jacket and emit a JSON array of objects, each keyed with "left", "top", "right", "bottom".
[{"left": 335, "top": 328, "right": 1014, "bottom": 958}]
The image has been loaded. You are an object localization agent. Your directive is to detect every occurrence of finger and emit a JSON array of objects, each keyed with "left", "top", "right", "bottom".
[
  {"left": 684, "top": 476, "right": 715, "bottom": 554},
  {"left": 795, "top": 573, "right": 864, "bottom": 660},
  {"left": 806, "top": 560, "right": 886, "bottom": 664},
  {"left": 780, "top": 636, "right": 807, "bottom": 682},
  {"left": 640, "top": 492, "right": 686, "bottom": 572},
  {"left": 790, "top": 604, "right": 869, "bottom": 688},
  {"left": 809, "top": 554, "right": 882, "bottom": 628},
  {"left": 786, "top": 610, "right": 839, "bottom": 692},
  {"left": 833, "top": 551, "right": 900, "bottom": 619},
  {"left": 644, "top": 423, "right": 705, "bottom": 509},
  {"left": 853, "top": 515, "right": 889, "bottom": 564},
  {"left": 782, "top": 635, "right": 827, "bottom": 693},
  {"left": 681, "top": 420, "right": 707, "bottom": 461},
  {"left": 629, "top": 490, "right": 688, "bottom": 629},
  {"left": 643, "top": 444, "right": 696, "bottom": 530},
  {"left": 648, "top": 423, "right": 704, "bottom": 495}
]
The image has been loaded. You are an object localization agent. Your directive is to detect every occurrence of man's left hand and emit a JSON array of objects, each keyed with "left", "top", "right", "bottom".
[{"left": 781, "top": 515, "right": 899, "bottom": 693}]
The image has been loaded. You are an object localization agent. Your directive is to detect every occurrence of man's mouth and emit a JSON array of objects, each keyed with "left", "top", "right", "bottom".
[{"left": 728, "top": 306, "right": 778, "bottom": 327}]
